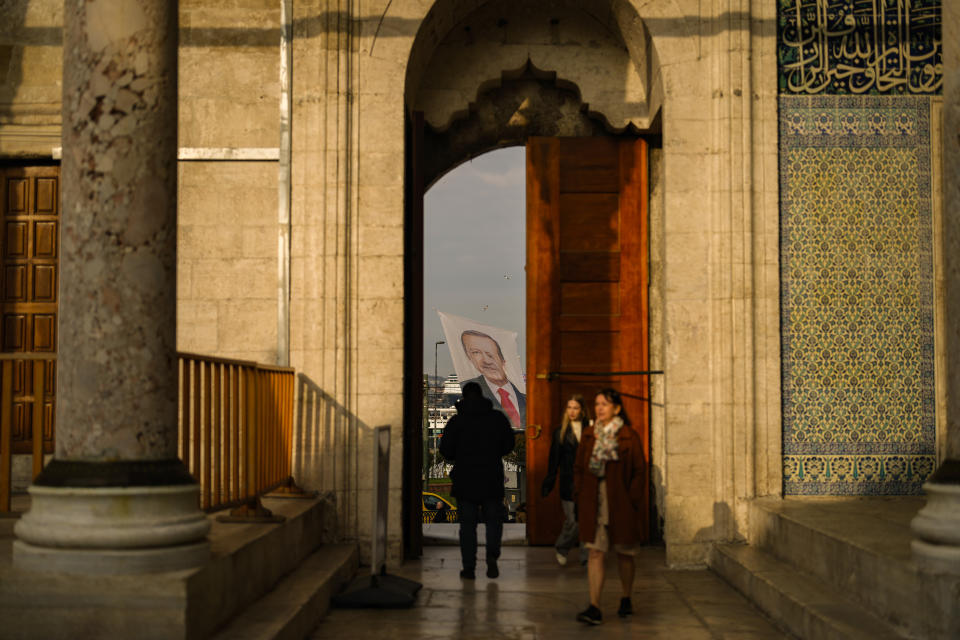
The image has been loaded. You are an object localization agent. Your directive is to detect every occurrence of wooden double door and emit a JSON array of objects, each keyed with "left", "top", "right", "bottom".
[
  {"left": 525, "top": 137, "right": 650, "bottom": 546},
  {"left": 1, "top": 166, "right": 59, "bottom": 455}
]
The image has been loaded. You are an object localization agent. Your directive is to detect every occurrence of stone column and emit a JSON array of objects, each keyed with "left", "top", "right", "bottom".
[
  {"left": 911, "top": 6, "right": 960, "bottom": 575},
  {"left": 13, "top": 0, "right": 209, "bottom": 574}
]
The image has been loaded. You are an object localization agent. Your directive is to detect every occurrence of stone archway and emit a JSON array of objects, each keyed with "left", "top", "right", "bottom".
[
  {"left": 391, "top": 0, "right": 783, "bottom": 566},
  {"left": 401, "top": 0, "right": 667, "bottom": 556}
]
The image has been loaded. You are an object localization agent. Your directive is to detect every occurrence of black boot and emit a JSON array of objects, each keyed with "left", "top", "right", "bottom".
[{"left": 576, "top": 604, "right": 602, "bottom": 625}]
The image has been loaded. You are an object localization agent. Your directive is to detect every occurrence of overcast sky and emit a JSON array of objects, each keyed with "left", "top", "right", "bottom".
[{"left": 423, "top": 146, "right": 526, "bottom": 378}]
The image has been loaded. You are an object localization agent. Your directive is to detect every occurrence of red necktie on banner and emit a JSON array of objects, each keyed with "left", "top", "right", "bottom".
[{"left": 497, "top": 388, "right": 521, "bottom": 429}]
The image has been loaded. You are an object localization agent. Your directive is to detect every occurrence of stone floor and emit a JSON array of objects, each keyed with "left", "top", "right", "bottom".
[{"left": 311, "top": 545, "right": 792, "bottom": 639}]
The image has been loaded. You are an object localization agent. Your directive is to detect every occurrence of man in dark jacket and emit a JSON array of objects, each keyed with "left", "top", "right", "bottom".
[{"left": 439, "top": 382, "right": 515, "bottom": 580}]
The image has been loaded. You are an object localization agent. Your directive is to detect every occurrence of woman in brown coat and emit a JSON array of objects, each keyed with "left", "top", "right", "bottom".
[{"left": 573, "top": 388, "right": 646, "bottom": 625}]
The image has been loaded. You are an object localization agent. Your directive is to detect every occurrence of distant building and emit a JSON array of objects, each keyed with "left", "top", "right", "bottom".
[{"left": 442, "top": 374, "right": 462, "bottom": 396}]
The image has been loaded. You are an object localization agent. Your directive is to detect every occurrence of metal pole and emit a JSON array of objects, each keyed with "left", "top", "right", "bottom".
[
  {"left": 434, "top": 341, "right": 445, "bottom": 397},
  {"left": 422, "top": 374, "right": 428, "bottom": 490},
  {"left": 431, "top": 341, "right": 445, "bottom": 483}
]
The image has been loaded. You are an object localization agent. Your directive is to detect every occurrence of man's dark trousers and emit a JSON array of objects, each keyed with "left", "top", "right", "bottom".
[{"left": 457, "top": 497, "right": 503, "bottom": 571}]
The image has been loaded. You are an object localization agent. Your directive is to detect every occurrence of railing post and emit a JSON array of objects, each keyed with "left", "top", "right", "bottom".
[
  {"left": 179, "top": 358, "right": 190, "bottom": 469},
  {"left": 231, "top": 365, "right": 240, "bottom": 503},
  {"left": 245, "top": 367, "right": 258, "bottom": 500}
]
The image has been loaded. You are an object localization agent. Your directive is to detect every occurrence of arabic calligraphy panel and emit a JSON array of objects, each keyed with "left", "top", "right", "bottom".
[
  {"left": 778, "top": 0, "right": 943, "bottom": 94},
  {"left": 780, "top": 96, "right": 936, "bottom": 495}
]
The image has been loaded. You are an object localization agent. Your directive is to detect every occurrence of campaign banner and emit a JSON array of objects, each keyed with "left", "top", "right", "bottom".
[{"left": 438, "top": 310, "right": 526, "bottom": 429}]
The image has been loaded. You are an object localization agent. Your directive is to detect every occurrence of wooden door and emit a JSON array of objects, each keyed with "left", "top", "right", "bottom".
[
  {"left": 1, "top": 167, "right": 58, "bottom": 455},
  {"left": 526, "top": 137, "right": 649, "bottom": 546}
]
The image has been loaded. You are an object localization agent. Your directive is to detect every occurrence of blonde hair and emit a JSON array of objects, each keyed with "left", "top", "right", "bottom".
[{"left": 560, "top": 394, "right": 589, "bottom": 442}]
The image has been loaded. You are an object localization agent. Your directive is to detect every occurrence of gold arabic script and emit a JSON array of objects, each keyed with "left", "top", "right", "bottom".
[{"left": 779, "top": 0, "right": 942, "bottom": 94}]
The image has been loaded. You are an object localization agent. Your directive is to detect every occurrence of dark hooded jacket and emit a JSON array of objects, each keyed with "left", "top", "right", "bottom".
[{"left": 439, "top": 394, "right": 515, "bottom": 502}]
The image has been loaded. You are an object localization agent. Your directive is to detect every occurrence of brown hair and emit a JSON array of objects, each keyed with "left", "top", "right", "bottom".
[{"left": 560, "top": 394, "right": 589, "bottom": 442}]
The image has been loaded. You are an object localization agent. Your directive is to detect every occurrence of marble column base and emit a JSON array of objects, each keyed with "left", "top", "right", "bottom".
[
  {"left": 14, "top": 484, "right": 211, "bottom": 574},
  {"left": 911, "top": 468, "right": 960, "bottom": 574},
  {"left": 12, "top": 539, "right": 210, "bottom": 575}
]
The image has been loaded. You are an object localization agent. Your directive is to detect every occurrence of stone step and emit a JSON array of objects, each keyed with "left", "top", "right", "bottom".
[
  {"left": 748, "top": 497, "right": 923, "bottom": 636},
  {"left": 711, "top": 542, "right": 904, "bottom": 640},
  {"left": 0, "top": 494, "right": 346, "bottom": 639},
  {"left": 210, "top": 543, "right": 357, "bottom": 640}
]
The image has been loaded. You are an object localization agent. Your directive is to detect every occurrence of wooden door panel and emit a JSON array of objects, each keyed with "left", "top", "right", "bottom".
[
  {"left": 558, "top": 195, "right": 619, "bottom": 250},
  {"left": 33, "top": 265, "right": 56, "bottom": 301},
  {"left": 6, "top": 178, "right": 28, "bottom": 214},
  {"left": 527, "top": 137, "right": 649, "bottom": 546},
  {"left": 558, "top": 316, "right": 621, "bottom": 333},
  {"left": 1, "top": 166, "right": 59, "bottom": 455},
  {"left": 5, "top": 266, "right": 26, "bottom": 301},
  {"left": 33, "top": 315, "right": 56, "bottom": 351},
  {"left": 3, "top": 315, "right": 25, "bottom": 350},
  {"left": 5, "top": 222, "right": 27, "bottom": 257},
  {"left": 559, "top": 253, "right": 619, "bottom": 282},
  {"left": 560, "top": 332, "right": 619, "bottom": 366},
  {"left": 560, "top": 282, "right": 619, "bottom": 315},
  {"left": 35, "top": 178, "right": 57, "bottom": 213},
  {"left": 558, "top": 138, "right": 620, "bottom": 192},
  {"left": 34, "top": 221, "right": 57, "bottom": 257}
]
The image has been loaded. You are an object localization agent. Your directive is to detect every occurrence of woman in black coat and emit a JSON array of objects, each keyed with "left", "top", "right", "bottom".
[
  {"left": 440, "top": 382, "right": 515, "bottom": 580},
  {"left": 541, "top": 394, "right": 590, "bottom": 565}
]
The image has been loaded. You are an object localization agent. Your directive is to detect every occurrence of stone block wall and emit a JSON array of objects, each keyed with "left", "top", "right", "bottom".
[
  {"left": 176, "top": 0, "right": 281, "bottom": 364},
  {"left": 0, "top": 0, "right": 61, "bottom": 157}
]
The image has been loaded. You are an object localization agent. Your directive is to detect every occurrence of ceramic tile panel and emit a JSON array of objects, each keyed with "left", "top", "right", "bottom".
[
  {"left": 778, "top": 1, "right": 942, "bottom": 95},
  {"left": 780, "top": 95, "right": 936, "bottom": 495}
]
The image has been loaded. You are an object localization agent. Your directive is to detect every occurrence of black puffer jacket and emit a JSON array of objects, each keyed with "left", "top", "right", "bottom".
[
  {"left": 541, "top": 424, "right": 580, "bottom": 501},
  {"left": 439, "top": 394, "right": 515, "bottom": 502}
]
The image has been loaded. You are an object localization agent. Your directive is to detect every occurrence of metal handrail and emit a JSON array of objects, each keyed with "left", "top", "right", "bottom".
[
  {"left": 178, "top": 353, "right": 295, "bottom": 512},
  {"left": 2, "top": 352, "right": 296, "bottom": 515}
]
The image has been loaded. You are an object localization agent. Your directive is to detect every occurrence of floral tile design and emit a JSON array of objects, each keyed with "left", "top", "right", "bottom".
[{"left": 780, "top": 95, "right": 935, "bottom": 495}]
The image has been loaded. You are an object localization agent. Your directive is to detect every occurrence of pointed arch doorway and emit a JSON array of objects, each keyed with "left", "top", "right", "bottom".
[{"left": 404, "top": 118, "right": 651, "bottom": 553}]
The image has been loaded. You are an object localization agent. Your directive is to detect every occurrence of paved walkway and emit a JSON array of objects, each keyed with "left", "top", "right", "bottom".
[{"left": 311, "top": 545, "right": 791, "bottom": 639}]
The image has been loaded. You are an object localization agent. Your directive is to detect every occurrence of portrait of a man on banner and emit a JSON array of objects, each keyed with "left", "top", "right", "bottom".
[{"left": 438, "top": 311, "right": 526, "bottom": 429}]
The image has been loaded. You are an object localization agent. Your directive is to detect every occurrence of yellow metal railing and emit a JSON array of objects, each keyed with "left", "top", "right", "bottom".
[
  {"left": 1, "top": 353, "right": 296, "bottom": 515},
  {"left": 422, "top": 508, "right": 459, "bottom": 524},
  {"left": 178, "top": 353, "right": 295, "bottom": 512},
  {"left": 0, "top": 354, "right": 52, "bottom": 513}
]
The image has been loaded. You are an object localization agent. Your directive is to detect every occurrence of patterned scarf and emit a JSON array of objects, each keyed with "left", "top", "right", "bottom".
[{"left": 588, "top": 416, "right": 623, "bottom": 477}]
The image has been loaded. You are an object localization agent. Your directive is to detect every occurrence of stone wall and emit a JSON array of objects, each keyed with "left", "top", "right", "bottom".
[
  {"left": 0, "top": 0, "right": 61, "bottom": 157},
  {"left": 176, "top": 0, "right": 281, "bottom": 364}
]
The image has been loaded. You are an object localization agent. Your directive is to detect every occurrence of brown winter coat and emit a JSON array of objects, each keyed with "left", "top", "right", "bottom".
[{"left": 573, "top": 422, "right": 646, "bottom": 546}]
